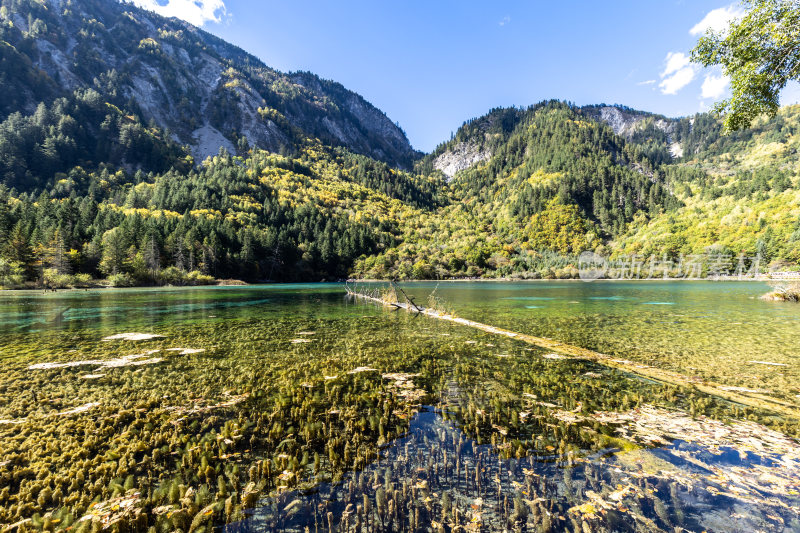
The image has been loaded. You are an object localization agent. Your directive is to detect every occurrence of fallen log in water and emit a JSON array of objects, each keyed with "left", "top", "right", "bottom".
[{"left": 347, "top": 289, "right": 800, "bottom": 421}]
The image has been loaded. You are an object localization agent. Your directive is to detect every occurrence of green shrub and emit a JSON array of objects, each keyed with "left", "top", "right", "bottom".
[
  {"left": 42, "top": 268, "right": 76, "bottom": 288},
  {"left": 0, "top": 259, "right": 25, "bottom": 288},
  {"left": 158, "top": 266, "right": 188, "bottom": 286},
  {"left": 108, "top": 273, "right": 135, "bottom": 287},
  {"left": 186, "top": 271, "right": 215, "bottom": 286},
  {"left": 72, "top": 273, "right": 93, "bottom": 288}
]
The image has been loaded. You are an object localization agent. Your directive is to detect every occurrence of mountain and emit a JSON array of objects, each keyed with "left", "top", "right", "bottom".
[
  {"left": 424, "top": 102, "right": 680, "bottom": 235},
  {"left": 613, "top": 104, "right": 800, "bottom": 266},
  {"left": 355, "top": 102, "right": 684, "bottom": 279},
  {"left": 0, "top": 0, "right": 418, "bottom": 179},
  {"left": 394, "top": 102, "right": 800, "bottom": 278},
  {"left": 0, "top": 0, "right": 799, "bottom": 290},
  {"left": 424, "top": 104, "right": 700, "bottom": 180}
]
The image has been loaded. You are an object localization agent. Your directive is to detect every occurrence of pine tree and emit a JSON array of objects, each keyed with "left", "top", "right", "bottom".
[
  {"left": 45, "top": 228, "right": 71, "bottom": 275},
  {"left": 174, "top": 238, "right": 186, "bottom": 271},
  {"left": 99, "top": 228, "right": 127, "bottom": 276},
  {"left": 144, "top": 235, "right": 160, "bottom": 278},
  {"left": 3, "top": 223, "right": 36, "bottom": 280}
]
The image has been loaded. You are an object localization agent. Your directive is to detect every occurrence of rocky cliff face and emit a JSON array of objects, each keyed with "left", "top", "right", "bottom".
[
  {"left": 423, "top": 107, "right": 524, "bottom": 179},
  {"left": 432, "top": 141, "right": 491, "bottom": 180},
  {"left": 0, "top": 0, "right": 418, "bottom": 167},
  {"left": 596, "top": 106, "right": 648, "bottom": 137},
  {"left": 581, "top": 106, "right": 671, "bottom": 137},
  {"left": 582, "top": 105, "right": 685, "bottom": 160}
]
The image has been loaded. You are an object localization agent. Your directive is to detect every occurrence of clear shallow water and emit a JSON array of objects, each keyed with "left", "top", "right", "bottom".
[
  {"left": 0, "top": 284, "right": 345, "bottom": 333},
  {"left": 0, "top": 283, "right": 798, "bottom": 532},
  {"left": 362, "top": 280, "right": 800, "bottom": 402}
]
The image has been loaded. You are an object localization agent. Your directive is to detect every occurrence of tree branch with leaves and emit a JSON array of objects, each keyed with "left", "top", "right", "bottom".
[{"left": 692, "top": 0, "right": 800, "bottom": 131}]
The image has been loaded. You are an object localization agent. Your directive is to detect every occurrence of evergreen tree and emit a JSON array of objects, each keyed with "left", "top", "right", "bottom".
[{"left": 99, "top": 228, "right": 127, "bottom": 276}]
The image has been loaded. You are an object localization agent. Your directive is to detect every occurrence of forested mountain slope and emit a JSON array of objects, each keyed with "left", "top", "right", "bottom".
[
  {"left": 1, "top": 0, "right": 799, "bottom": 287},
  {"left": 355, "top": 103, "right": 800, "bottom": 279},
  {"left": 613, "top": 105, "right": 800, "bottom": 266},
  {"left": 0, "top": 0, "right": 418, "bottom": 181},
  {"left": 356, "top": 102, "right": 684, "bottom": 279},
  {"left": 0, "top": 143, "right": 444, "bottom": 285}
]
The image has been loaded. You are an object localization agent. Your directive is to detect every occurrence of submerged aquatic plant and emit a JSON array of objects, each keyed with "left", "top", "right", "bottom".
[{"left": 0, "top": 287, "right": 798, "bottom": 531}]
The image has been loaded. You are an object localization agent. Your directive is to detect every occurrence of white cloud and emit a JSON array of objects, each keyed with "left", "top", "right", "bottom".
[
  {"left": 689, "top": 5, "right": 744, "bottom": 35},
  {"left": 660, "top": 67, "right": 696, "bottom": 94},
  {"left": 662, "top": 52, "right": 690, "bottom": 77},
  {"left": 499, "top": 16, "right": 510, "bottom": 26},
  {"left": 130, "top": 0, "right": 226, "bottom": 27},
  {"left": 659, "top": 52, "right": 696, "bottom": 95},
  {"left": 701, "top": 73, "right": 729, "bottom": 99},
  {"left": 647, "top": 7, "right": 741, "bottom": 98}
]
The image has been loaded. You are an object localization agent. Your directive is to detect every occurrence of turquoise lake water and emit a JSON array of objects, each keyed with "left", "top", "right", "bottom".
[{"left": 0, "top": 281, "right": 798, "bottom": 531}]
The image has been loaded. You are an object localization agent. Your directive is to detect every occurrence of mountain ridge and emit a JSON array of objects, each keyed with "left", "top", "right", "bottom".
[
  {"left": 0, "top": 0, "right": 419, "bottom": 168},
  {"left": 1, "top": 0, "right": 798, "bottom": 290}
]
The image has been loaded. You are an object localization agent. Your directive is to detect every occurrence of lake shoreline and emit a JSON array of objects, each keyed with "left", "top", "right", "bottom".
[
  {"left": 0, "top": 278, "right": 248, "bottom": 292},
  {"left": 349, "top": 276, "right": 780, "bottom": 283},
  {"left": 1, "top": 275, "right": 784, "bottom": 293}
]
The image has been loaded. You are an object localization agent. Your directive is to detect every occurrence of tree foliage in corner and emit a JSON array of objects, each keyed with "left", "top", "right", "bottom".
[{"left": 692, "top": 0, "right": 800, "bottom": 132}]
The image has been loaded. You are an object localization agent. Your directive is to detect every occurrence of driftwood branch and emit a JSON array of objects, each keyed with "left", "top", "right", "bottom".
[
  {"left": 391, "top": 280, "right": 422, "bottom": 313},
  {"left": 345, "top": 284, "right": 800, "bottom": 421}
]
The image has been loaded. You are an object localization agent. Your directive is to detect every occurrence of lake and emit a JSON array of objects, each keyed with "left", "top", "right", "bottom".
[
  {"left": 0, "top": 281, "right": 798, "bottom": 532},
  {"left": 375, "top": 280, "right": 800, "bottom": 401}
]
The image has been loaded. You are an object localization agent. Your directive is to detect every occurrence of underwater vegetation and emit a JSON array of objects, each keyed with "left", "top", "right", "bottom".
[
  {"left": 0, "top": 286, "right": 798, "bottom": 532},
  {"left": 376, "top": 281, "right": 800, "bottom": 406}
]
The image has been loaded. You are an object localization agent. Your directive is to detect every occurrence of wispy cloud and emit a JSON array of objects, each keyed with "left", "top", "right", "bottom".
[
  {"left": 659, "top": 52, "right": 696, "bottom": 95},
  {"left": 689, "top": 4, "right": 744, "bottom": 35},
  {"left": 662, "top": 52, "right": 690, "bottom": 77},
  {"left": 130, "top": 0, "right": 227, "bottom": 27},
  {"left": 498, "top": 16, "right": 511, "bottom": 27},
  {"left": 701, "top": 73, "right": 729, "bottom": 99},
  {"left": 647, "top": 6, "right": 740, "bottom": 99}
]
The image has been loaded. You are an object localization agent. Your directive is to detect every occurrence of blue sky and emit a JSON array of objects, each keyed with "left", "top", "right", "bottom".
[{"left": 132, "top": 0, "right": 800, "bottom": 152}]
